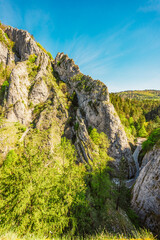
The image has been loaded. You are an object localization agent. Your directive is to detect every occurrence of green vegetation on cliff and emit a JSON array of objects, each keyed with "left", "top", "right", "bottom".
[
  {"left": 0, "top": 23, "right": 158, "bottom": 240},
  {"left": 142, "top": 128, "right": 160, "bottom": 153},
  {"left": 0, "top": 138, "right": 85, "bottom": 235},
  {"left": 0, "top": 229, "right": 156, "bottom": 240},
  {"left": 0, "top": 128, "right": 140, "bottom": 238},
  {"left": 0, "top": 22, "right": 15, "bottom": 51}
]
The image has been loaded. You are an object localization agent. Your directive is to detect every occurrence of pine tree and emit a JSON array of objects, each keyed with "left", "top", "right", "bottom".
[
  {"left": 0, "top": 138, "right": 86, "bottom": 236},
  {"left": 83, "top": 129, "right": 113, "bottom": 231},
  {"left": 0, "top": 145, "right": 55, "bottom": 234},
  {"left": 115, "top": 157, "right": 128, "bottom": 211}
]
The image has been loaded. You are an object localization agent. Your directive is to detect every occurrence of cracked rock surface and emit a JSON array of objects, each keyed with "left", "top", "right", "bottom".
[{"left": 132, "top": 145, "right": 160, "bottom": 235}]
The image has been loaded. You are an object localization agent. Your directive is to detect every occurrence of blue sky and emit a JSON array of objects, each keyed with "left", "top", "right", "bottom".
[{"left": 0, "top": 0, "right": 160, "bottom": 92}]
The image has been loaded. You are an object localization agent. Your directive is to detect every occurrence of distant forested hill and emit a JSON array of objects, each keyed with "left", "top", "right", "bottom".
[
  {"left": 113, "top": 90, "right": 160, "bottom": 100},
  {"left": 110, "top": 92, "right": 160, "bottom": 138}
]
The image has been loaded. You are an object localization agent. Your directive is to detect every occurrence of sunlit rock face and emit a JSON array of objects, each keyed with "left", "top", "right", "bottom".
[
  {"left": 132, "top": 145, "right": 160, "bottom": 236},
  {"left": 0, "top": 26, "right": 136, "bottom": 178},
  {"left": 54, "top": 53, "right": 136, "bottom": 178}
]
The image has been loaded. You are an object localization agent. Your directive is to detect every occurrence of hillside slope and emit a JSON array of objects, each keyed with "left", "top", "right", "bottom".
[
  {"left": 0, "top": 23, "right": 159, "bottom": 239},
  {"left": 113, "top": 90, "right": 160, "bottom": 100},
  {"left": 0, "top": 25, "right": 136, "bottom": 178},
  {"left": 110, "top": 93, "right": 160, "bottom": 139}
]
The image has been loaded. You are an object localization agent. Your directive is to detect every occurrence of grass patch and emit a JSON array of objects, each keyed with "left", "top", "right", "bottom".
[
  {"left": 0, "top": 64, "right": 11, "bottom": 104},
  {"left": 28, "top": 54, "right": 37, "bottom": 63},
  {"left": 0, "top": 228, "right": 156, "bottom": 240},
  {"left": 0, "top": 119, "right": 26, "bottom": 165},
  {"left": 0, "top": 28, "right": 15, "bottom": 51},
  {"left": 71, "top": 73, "right": 93, "bottom": 92},
  {"left": 47, "top": 51, "right": 54, "bottom": 60},
  {"left": 27, "top": 55, "right": 40, "bottom": 80}
]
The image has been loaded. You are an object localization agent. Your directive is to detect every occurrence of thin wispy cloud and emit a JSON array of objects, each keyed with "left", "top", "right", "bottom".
[
  {"left": 55, "top": 23, "right": 136, "bottom": 82},
  {"left": 24, "top": 9, "right": 55, "bottom": 42},
  {"left": 60, "top": 35, "right": 122, "bottom": 80},
  {"left": 56, "top": 19, "right": 160, "bottom": 88},
  {"left": 139, "top": 0, "right": 160, "bottom": 13},
  {"left": 0, "top": 0, "right": 160, "bottom": 91}
]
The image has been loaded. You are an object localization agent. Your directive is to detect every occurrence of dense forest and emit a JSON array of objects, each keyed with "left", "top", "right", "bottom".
[
  {"left": 114, "top": 90, "right": 160, "bottom": 100},
  {"left": 0, "top": 124, "right": 156, "bottom": 240},
  {"left": 110, "top": 93, "right": 160, "bottom": 139},
  {"left": 0, "top": 126, "right": 139, "bottom": 238}
]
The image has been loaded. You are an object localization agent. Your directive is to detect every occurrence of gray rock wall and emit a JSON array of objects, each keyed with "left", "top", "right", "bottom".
[
  {"left": 132, "top": 146, "right": 160, "bottom": 235},
  {"left": 5, "top": 27, "right": 40, "bottom": 61},
  {"left": 54, "top": 53, "right": 136, "bottom": 178},
  {"left": 0, "top": 26, "right": 136, "bottom": 178}
]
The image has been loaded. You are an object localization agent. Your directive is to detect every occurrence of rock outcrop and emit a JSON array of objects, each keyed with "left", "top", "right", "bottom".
[
  {"left": 132, "top": 145, "right": 160, "bottom": 236},
  {"left": 0, "top": 25, "right": 136, "bottom": 178},
  {"left": 5, "top": 27, "right": 41, "bottom": 61},
  {"left": 54, "top": 53, "right": 136, "bottom": 178},
  {"left": 5, "top": 26, "right": 51, "bottom": 71},
  {"left": 0, "top": 29, "right": 18, "bottom": 67},
  {"left": 5, "top": 62, "right": 32, "bottom": 124},
  {"left": 0, "top": 41, "right": 13, "bottom": 66}
]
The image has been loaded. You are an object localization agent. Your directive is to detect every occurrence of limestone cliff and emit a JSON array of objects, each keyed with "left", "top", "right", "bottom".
[
  {"left": 131, "top": 145, "right": 160, "bottom": 236},
  {"left": 0, "top": 25, "right": 136, "bottom": 177},
  {"left": 54, "top": 53, "right": 136, "bottom": 177}
]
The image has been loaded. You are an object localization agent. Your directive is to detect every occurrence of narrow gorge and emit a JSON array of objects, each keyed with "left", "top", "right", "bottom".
[{"left": 0, "top": 23, "right": 159, "bottom": 239}]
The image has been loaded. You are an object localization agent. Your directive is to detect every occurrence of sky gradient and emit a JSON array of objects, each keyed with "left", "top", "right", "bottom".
[{"left": 0, "top": 0, "right": 160, "bottom": 92}]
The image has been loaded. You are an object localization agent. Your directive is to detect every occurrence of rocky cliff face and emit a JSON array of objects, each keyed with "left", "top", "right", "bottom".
[
  {"left": 54, "top": 53, "right": 136, "bottom": 177},
  {"left": 132, "top": 145, "right": 160, "bottom": 235},
  {"left": 0, "top": 41, "right": 15, "bottom": 66},
  {"left": 0, "top": 25, "right": 136, "bottom": 178}
]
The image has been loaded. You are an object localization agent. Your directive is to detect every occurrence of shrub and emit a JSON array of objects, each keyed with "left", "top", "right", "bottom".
[
  {"left": 28, "top": 54, "right": 37, "bottom": 63},
  {"left": 47, "top": 51, "right": 53, "bottom": 60},
  {"left": 0, "top": 28, "right": 15, "bottom": 51},
  {"left": 36, "top": 42, "right": 47, "bottom": 54},
  {"left": 142, "top": 128, "right": 160, "bottom": 152},
  {"left": 74, "top": 122, "right": 79, "bottom": 131},
  {"left": 57, "top": 61, "right": 61, "bottom": 66},
  {"left": 0, "top": 80, "right": 9, "bottom": 101},
  {"left": 27, "top": 55, "right": 40, "bottom": 79},
  {"left": 1, "top": 80, "right": 9, "bottom": 92}
]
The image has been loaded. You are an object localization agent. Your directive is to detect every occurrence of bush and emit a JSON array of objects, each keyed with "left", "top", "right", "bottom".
[
  {"left": 142, "top": 128, "right": 160, "bottom": 152},
  {"left": 47, "top": 51, "right": 53, "bottom": 60},
  {"left": 27, "top": 55, "right": 40, "bottom": 79},
  {"left": 74, "top": 122, "right": 79, "bottom": 131},
  {"left": 57, "top": 61, "right": 61, "bottom": 66},
  {"left": 36, "top": 42, "right": 47, "bottom": 54},
  {"left": 0, "top": 80, "right": 9, "bottom": 101},
  {"left": 0, "top": 28, "right": 15, "bottom": 51},
  {"left": 28, "top": 54, "right": 37, "bottom": 63}
]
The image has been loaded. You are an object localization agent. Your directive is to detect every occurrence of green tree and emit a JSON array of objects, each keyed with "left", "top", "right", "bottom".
[
  {"left": 82, "top": 128, "right": 113, "bottom": 232},
  {"left": 46, "top": 137, "right": 86, "bottom": 235},
  {"left": 115, "top": 157, "right": 128, "bottom": 211},
  {"left": 142, "top": 128, "right": 160, "bottom": 152},
  {"left": 0, "top": 146, "right": 54, "bottom": 234},
  {"left": 0, "top": 139, "right": 86, "bottom": 236},
  {"left": 138, "top": 124, "right": 147, "bottom": 137}
]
